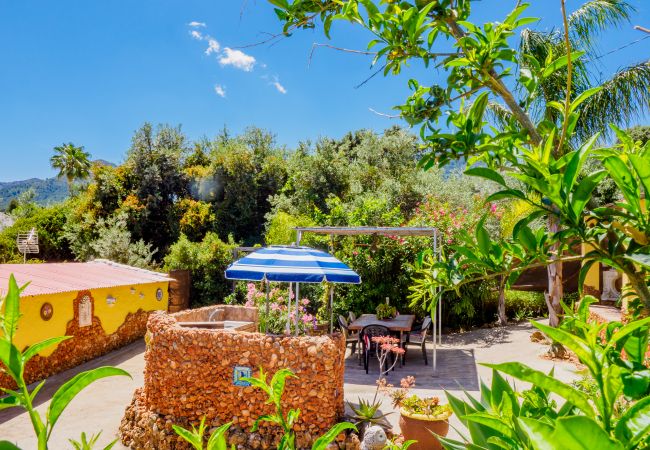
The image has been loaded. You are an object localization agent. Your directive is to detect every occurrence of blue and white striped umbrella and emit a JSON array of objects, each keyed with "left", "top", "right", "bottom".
[{"left": 225, "top": 245, "right": 361, "bottom": 284}]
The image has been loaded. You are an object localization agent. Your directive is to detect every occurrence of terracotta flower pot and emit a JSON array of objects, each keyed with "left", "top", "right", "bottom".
[{"left": 398, "top": 409, "right": 450, "bottom": 450}]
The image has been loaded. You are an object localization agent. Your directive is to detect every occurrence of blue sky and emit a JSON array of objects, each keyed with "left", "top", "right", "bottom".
[{"left": 0, "top": 0, "right": 648, "bottom": 181}]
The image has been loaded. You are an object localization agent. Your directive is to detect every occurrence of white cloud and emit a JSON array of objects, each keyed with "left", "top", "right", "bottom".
[
  {"left": 188, "top": 21, "right": 206, "bottom": 28},
  {"left": 218, "top": 48, "right": 256, "bottom": 72},
  {"left": 272, "top": 80, "right": 287, "bottom": 94},
  {"left": 205, "top": 38, "right": 220, "bottom": 55},
  {"left": 190, "top": 30, "right": 203, "bottom": 40},
  {"left": 214, "top": 84, "right": 226, "bottom": 98}
]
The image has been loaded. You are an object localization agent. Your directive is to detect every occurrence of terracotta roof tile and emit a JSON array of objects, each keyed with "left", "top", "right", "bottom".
[{"left": 0, "top": 260, "right": 171, "bottom": 297}]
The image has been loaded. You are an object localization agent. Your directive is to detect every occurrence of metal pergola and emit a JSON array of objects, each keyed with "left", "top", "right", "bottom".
[{"left": 294, "top": 226, "right": 443, "bottom": 377}]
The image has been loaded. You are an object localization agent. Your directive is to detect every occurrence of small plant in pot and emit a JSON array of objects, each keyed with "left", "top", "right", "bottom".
[
  {"left": 381, "top": 377, "right": 452, "bottom": 450},
  {"left": 376, "top": 303, "right": 397, "bottom": 320}
]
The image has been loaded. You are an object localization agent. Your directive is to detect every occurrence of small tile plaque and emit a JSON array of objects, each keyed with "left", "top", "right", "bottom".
[{"left": 233, "top": 366, "right": 252, "bottom": 386}]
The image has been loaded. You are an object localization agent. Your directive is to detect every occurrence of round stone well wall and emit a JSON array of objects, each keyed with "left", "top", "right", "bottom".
[{"left": 120, "top": 305, "right": 346, "bottom": 449}]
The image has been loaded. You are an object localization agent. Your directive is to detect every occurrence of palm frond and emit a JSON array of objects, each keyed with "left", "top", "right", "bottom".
[
  {"left": 568, "top": 0, "right": 635, "bottom": 55},
  {"left": 486, "top": 102, "right": 515, "bottom": 130},
  {"left": 577, "top": 61, "right": 650, "bottom": 141}
]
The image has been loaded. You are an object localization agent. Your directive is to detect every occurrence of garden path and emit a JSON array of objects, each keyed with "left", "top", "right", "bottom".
[{"left": 0, "top": 320, "right": 580, "bottom": 448}]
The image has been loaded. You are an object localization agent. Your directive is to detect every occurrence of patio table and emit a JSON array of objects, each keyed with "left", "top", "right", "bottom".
[{"left": 348, "top": 314, "right": 415, "bottom": 366}]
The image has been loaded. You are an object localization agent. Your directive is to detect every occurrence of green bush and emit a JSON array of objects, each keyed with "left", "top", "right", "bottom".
[
  {"left": 0, "top": 203, "right": 73, "bottom": 263},
  {"left": 504, "top": 290, "right": 548, "bottom": 320},
  {"left": 164, "top": 232, "right": 236, "bottom": 306}
]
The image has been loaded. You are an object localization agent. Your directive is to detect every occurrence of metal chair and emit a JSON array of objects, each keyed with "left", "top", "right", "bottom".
[
  {"left": 348, "top": 311, "right": 357, "bottom": 323},
  {"left": 360, "top": 324, "right": 392, "bottom": 374},
  {"left": 338, "top": 315, "right": 360, "bottom": 361},
  {"left": 403, "top": 316, "right": 432, "bottom": 365}
]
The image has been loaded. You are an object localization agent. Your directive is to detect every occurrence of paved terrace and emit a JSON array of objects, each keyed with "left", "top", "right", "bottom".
[{"left": 0, "top": 321, "right": 580, "bottom": 449}]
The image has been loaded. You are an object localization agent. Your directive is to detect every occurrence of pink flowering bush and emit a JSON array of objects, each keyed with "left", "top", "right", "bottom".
[
  {"left": 408, "top": 194, "right": 502, "bottom": 246},
  {"left": 245, "top": 282, "right": 318, "bottom": 335}
]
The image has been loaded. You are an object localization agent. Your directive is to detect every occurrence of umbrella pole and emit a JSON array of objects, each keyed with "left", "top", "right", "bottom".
[
  {"left": 265, "top": 280, "right": 270, "bottom": 334},
  {"left": 286, "top": 283, "right": 292, "bottom": 334},
  {"left": 330, "top": 285, "right": 334, "bottom": 334},
  {"left": 295, "top": 283, "right": 301, "bottom": 336}
]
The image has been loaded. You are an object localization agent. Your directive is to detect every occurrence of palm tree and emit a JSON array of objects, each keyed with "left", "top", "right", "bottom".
[
  {"left": 493, "top": 0, "right": 650, "bottom": 143},
  {"left": 488, "top": 0, "right": 650, "bottom": 326},
  {"left": 50, "top": 143, "right": 92, "bottom": 190}
]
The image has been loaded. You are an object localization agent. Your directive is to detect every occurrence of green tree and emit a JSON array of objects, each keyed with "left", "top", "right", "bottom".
[
  {"left": 164, "top": 232, "right": 236, "bottom": 306},
  {"left": 269, "top": 0, "right": 650, "bottom": 323},
  {"left": 50, "top": 143, "right": 92, "bottom": 190},
  {"left": 124, "top": 123, "right": 189, "bottom": 255}
]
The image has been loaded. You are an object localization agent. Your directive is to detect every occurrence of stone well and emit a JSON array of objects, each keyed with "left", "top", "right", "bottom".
[{"left": 120, "top": 305, "right": 347, "bottom": 450}]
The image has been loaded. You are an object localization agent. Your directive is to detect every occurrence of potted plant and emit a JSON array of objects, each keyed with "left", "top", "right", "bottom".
[
  {"left": 381, "top": 377, "right": 452, "bottom": 450},
  {"left": 376, "top": 303, "right": 397, "bottom": 320}
]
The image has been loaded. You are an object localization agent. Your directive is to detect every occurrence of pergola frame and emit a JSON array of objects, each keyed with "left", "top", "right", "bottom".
[{"left": 294, "top": 226, "right": 443, "bottom": 376}]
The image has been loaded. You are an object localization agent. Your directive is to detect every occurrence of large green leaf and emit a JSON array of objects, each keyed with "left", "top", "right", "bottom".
[
  {"left": 311, "top": 422, "right": 356, "bottom": 450},
  {"left": 463, "top": 413, "right": 515, "bottom": 439},
  {"left": 0, "top": 340, "right": 21, "bottom": 383},
  {"left": 172, "top": 424, "right": 202, "bottom": 450},
  {"left": 615, "top": 395, "right": 650, "bottom": 446},
  {"left": 22, "top": 336, "right": 71, "bottom": 364},
  {"left": 206, "top": 421, "right": 232, "bottom": 450},
  {"left": 483, "top": 363, "right": 594, "bottom": 417},
  {"left": 0, "top": 442, "right": 21, "bottom": 450},
  {"left": 602, "top": 156, "right": 640, "bottom": 210},
  {"left": 622, "top": 325, "right": 650, "bottom": 366},
  {"left": 532, "top": 321, "right": 600, "bottom": 375},
  {"left": 0, "top": 394, "right": 20, "bottom": 411},
  {"left": 571, "top": 170, "right": 607, "bottom": 221},
  {"left": 47, "top": 366, "right": 130, "bottom": 431},
  {"left": 2, "top": 275, "right": 23, "bottom": 341},
  {"left": 270, "top": 368, "right": 296, "bottom": 407},
  {"left": 604, "top": 316, "right": 650, "bottom": 351},
  {"left": 465, "top": 167, "right": 506, "bottom": 186},
  {"left": 520, "top": 416, "right": 623, "bottom": 450},
  {"left": 629, "top": 153, "right": 650, "bottom": 198},
  {"left": 542, "top": 51, "right": 585, "bottom": 79},
  {"left": 563, "top": 134, "right": 599, "bottom": 194}
]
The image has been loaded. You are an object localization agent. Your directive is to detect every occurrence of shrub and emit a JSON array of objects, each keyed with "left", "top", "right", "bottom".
[
  {"left": 164, "top": 232, "right": 235, "bottom": 306},
  {"left": 505, "top": 290, "right": 548, "bottom": 320},
  {"left": 0, "top": 202, "right": 74, "bottom": 263}
]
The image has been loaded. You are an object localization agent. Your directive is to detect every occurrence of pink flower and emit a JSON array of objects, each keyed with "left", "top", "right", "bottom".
[
  {"left": 245, "top": 300, "right": 255, "bottom": 307},
  {"left": 490, "top": 203, "right": 497, "bottom": 213},
  {"left": 301, "top": 298, "right": 310, "bottom": 306},
  {"left": 271, "top": 302, "right": 281, "bottom": 312},
  {"left": 277, "top": 296, "right": 284, "bottom": 303},
  {"left": 302, "top": 314, "right": 314, "bottom": 324}
]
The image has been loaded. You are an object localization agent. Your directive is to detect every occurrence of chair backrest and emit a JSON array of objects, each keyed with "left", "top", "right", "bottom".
[
  {"left": 348, "top": 311, "right": 357, "bottom": 323},
  {"left": 421, "top": 316, "right": 432, "bottom": 331},
  {"left": 361, "top": 324, "right": 391, "bottom": 339},
  {"left": 338, "top": 315, "right": 349, "bottom": 329}
]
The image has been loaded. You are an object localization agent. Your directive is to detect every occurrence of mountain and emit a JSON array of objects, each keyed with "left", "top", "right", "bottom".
[
  {"left": 0, "top": 160, "right": 116, "bottom": 210},
  {"left": 0, "top": 177, "right": 69, "bottom": 210}
]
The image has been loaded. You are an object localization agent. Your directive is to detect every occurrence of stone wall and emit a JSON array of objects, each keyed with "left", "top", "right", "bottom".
[
  {"left": 0, "top": 289, "right": 152, "bottom": 389},
  {"left": 121, "top": 305, "right": 348, "bottom": 450}
]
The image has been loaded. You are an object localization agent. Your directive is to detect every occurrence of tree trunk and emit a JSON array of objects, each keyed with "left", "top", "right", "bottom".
[
  {"left": 497, "top": 277, "right": 507, "bottom": 326},
  {"left": 546, "top": 214, "right": 564, "bottom": 327}
]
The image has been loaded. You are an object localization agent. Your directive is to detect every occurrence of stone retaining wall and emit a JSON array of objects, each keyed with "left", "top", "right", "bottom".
[{"left": 120, "top": 305, "right": 349, "bottom": 450}]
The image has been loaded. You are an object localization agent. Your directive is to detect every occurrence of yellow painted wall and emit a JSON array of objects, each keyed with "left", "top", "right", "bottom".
[
  {"left": 13, "top": 281, "right": 168, "bottom": 357},
  {"left": 581, "top": 242, "right": 600, "bottom": 294}
]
